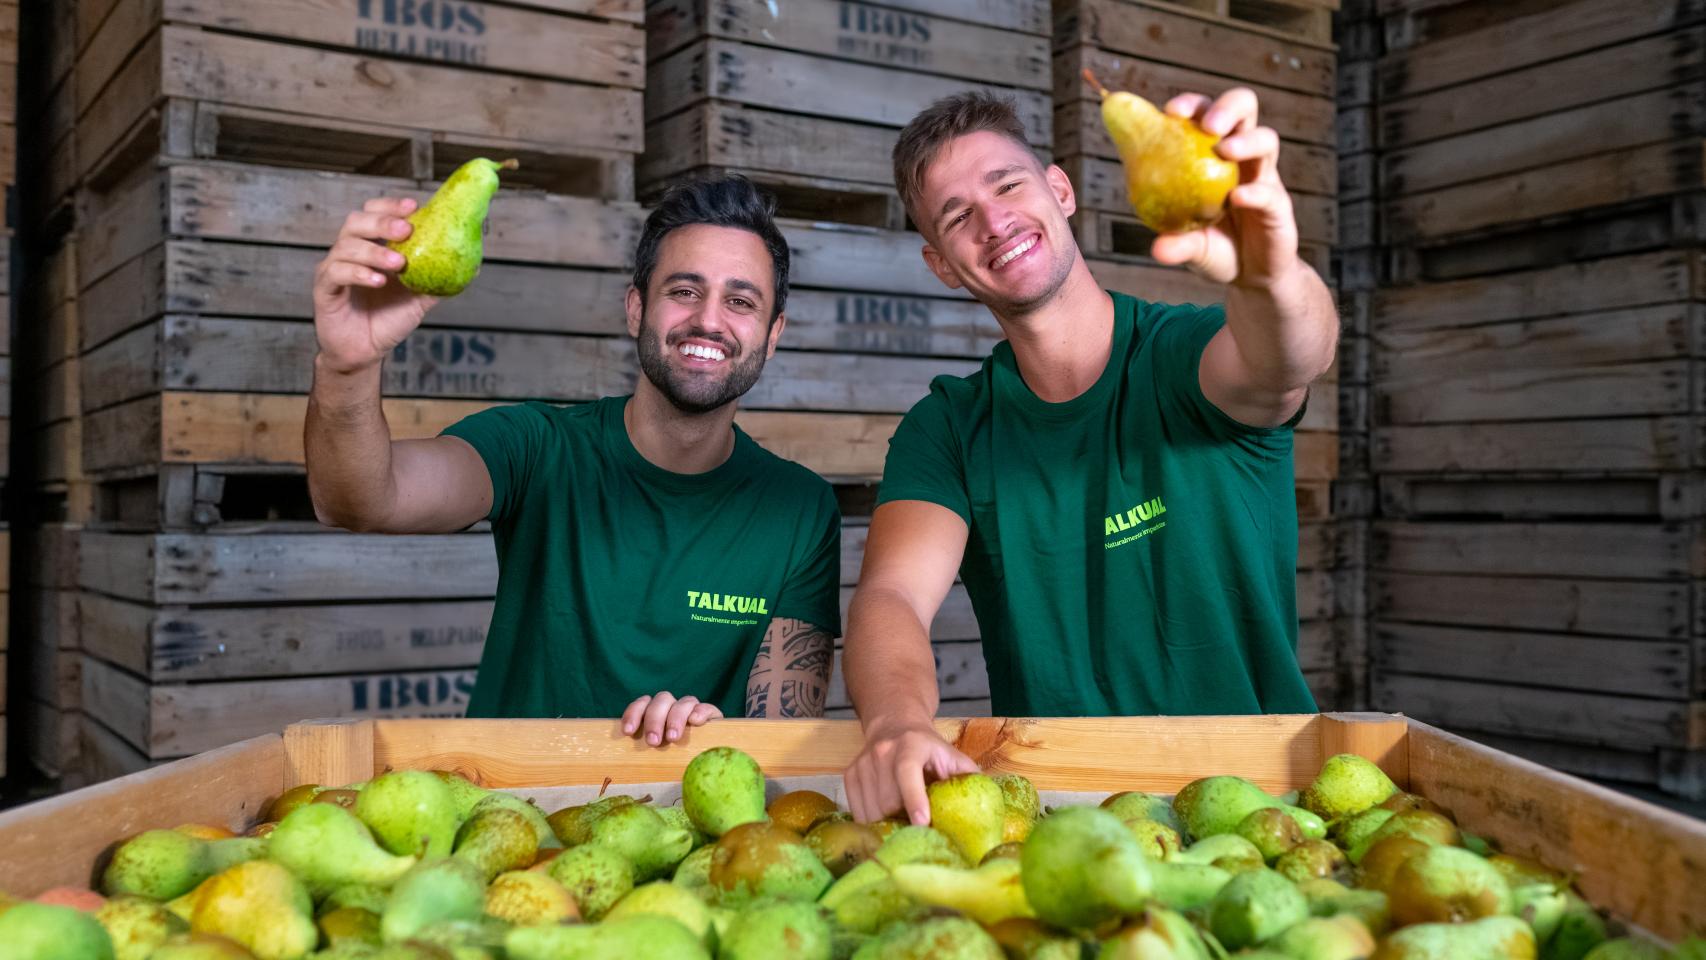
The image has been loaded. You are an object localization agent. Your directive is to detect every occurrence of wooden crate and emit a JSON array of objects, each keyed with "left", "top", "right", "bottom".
[
  {"left": 73, "top": 0, "right": 643, "bottom": 197},
  {"left": 1, "top": 714, "right": 1703, "bottom": 945},
  {"left": 640, "top": 0, "right": 1052, "bottom": 226}
]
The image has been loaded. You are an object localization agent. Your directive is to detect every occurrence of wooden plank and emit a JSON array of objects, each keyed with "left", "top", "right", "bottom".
[
  {"left": 0, "top": 732, "right": 282, "bottom": 892},
  {"left": 1372, "top": 521, "right": 1695, "bottom": 580},
  {"left": 282, "top": 718, "right": 375, "bottom": 790},
  {"left": 1293, "top": 431, "right": 1338, "bottom": 481},
  {"left": 1373, "top": 303, "right": 1700, "bottom": 382},
  {"left": 1377, "top": 0, "right": 1706, "bottom": 100},
  {"left": 1375, "top": 359, "right": 1697, "bottom": 424},
  {"left": 1058, "top": 0, "right": 1335, "bottom": 96},
  {"left": 1382, "top": 85, "right": 1706, "bottom": 198},
  {"left": 1375, "top": 418, "right": 1703, "bottom": 474},
  {"left": 1371, "top": 250, "right": 1692, "bottom": 333},
  {"left": 1406, "top": 721, "right": 1706, "bottom": 942},
  {"left": 80, "top": 714, "right": 157, "bottom": 786},
  {"left": 1384, "top": 139, "right": 1706, "bottom": 245},
  {"left": 647, "top": 0, "right": 1050, "bottom": 87},
  {"left": 1378, "top": 29, "right": 1706, "bottom": 149},
  {"left": 26, "top": 700, "right": 81, "bottom": 781},
  {"left": 641, "top": 102, "right": 901, "bottom": 189},
  {"left": 1375, "top": 572, "right": 1690, "bottom": 640},
  {"left": 1375, "top": 673, "right": 1704, "bottom": 751},
  {"left": 1379, "top": 474, "right": 1692, "bottom": 521},
  {"left": 1372, "top": 622, "right": 1691, "bottom": 699},
  {"left": 1467, "top": 731, "right": 1662, "bottom": 788}
]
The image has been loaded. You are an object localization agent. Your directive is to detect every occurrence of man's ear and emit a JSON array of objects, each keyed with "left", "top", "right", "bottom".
[
  {"left": 765, "top": 310, "right": 786, "bottom": 359},
  {"left": 625, "top": 284, "right": 643, "bottom": 338},
  {"left": 921, "top": 243, "right": 964, "bottom": 291},
  {"left": 1047, "top": 163, "right": 1077, "bottom": 218}
]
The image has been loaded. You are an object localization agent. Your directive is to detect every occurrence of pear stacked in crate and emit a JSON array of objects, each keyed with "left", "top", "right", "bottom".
[
  {"left": 1053, "top": 0, "right": 1349, "bottom": 706},
  {"left": 1368, "top": 0, "right": 1706, "bottom": 798}
]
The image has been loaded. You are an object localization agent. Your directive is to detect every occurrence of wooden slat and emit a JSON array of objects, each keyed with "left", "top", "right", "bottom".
[
  {"left": 1372, "top": 250, "right": 1694, "bottom": 333},
  {"left": 1375, "top": 673, "right": 1704, "bottom": 751},
  {"left": 1058, "top": 0, "right": 1335, "bottom": 95},
  {"left": 1375, "top": 359, "right": 1696, "bottom": 425},
  {"left": 1379, "top": 474, "right": 1692, "bottom": 522},
  {"left": 1374, "top": 572, "right": 1690, "bottom": 640},
  {"left": 1373, "top": 521, "right": 1695, "bottom": 580},
  {"left": 1375, "top": 418, "right": 1702, "bottom": 474},
  {"left": 283, "top": 718, "right": 375, "bottom": 789},
  {"left": 1373, "top": 303, "right": 1700, "bottom": 382},
  {"left": 1372, "top": 622, "right": 1692, "bottom": 699},
  {"left": 641, "top": 101, "right": 900, "bottom": 190}
]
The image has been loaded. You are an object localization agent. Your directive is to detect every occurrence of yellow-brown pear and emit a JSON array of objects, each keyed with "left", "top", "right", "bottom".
[{"left": 1087, "top": 70, "right": 1238, "bottom": 234}]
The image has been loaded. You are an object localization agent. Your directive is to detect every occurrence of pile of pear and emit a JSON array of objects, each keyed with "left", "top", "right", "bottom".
[{"left": 4, "top": 748, "right": 1700, "bottom": 960}]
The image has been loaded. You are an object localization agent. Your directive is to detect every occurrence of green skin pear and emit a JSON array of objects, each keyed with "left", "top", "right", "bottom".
[
  {"left": 707, "top": 821, "right": 832, "bottom": 908},
  {"left": 547, "top": 795, "right": 639, "bottom": 847},
  {"left": 1169, "top": 833, "right": 1264, "bottom": 868},
  {"left": 146, "top": 933, "right": 259, "bottom": 960},
  {"left": 1283, "top": 806, "right": 1330, "bottom": 840},
  {"left": 1580, "top": 942, "right": 1670, "bottom": 960},
  {"left": 656, "top": 804, "right": 710, "bottom": 851},
  {"left": 1387, "top": 845, "right": 1512, "bottom": 927},
  {"left": 101, "top": 830, "right": 268, "bottom": 900},
  {"left": 390, "top": 158, "right": 517, "bottom": 298},
  {"left": 603, "top": 882, "right": 714, "bottom": 947},
  {"left": 1512, "top": 883, "right": 1568, "bottom": 946},
  {"left": 1237, "top": 807, "right": 1305, "bottom": 862},
  {"left": 355, "top": 771, "right": 462, "bottom": 859},
  {"left": 1333, "top": 808, "right": 1396, "bottom": 859},
  {"left": 874, "top": 825, "right": 968, "bottom": 868},
  {"left": 451, "top": 807, "right": 538, "bottom": 881},
  {"left": 857, "top": 916, "right": 1005, "bottom": 960},
  {"left": 587, "top": 802, "right": 694, "bottom": 882},
  {"left": 1301, "top": 754, "right": 1399, "bottom": 822},
  {"left": 268, "top": 805, "right": 417, "bottom": 896},
  {"left": 718, "top": 900, "right": 833, "bottom": 960},
  {"left": 317, "top": 885, "right": 389, "bottom": 919},
  {"left": 1351, "top": 810, "right": 1460, "bottom": 865},
  {"left": 1275, "top": 838, "right": 1348, "bottom": 883},
  {"left": 469, "top": 792, "right": 562, "bottom": 850},
  {"left": 1206, "top": 868, "right": 1310, "bottom": 951},
  {"left": 889, "top": 859, "right": 1034, "bottom": 926},
  {"left": 1020, "top": 806, "right": 1153, "bottom": 931},
  {"left": 98, "top": 895, "right": 189, "bottom": 960},
  {"left": 188, "top": 861, "right": 318, "bottom": 960},
  {"left": 0, "top": 902, "right": 118, "bottom": 960},
  {"left": 1102, "top": 792, "right": 1186, "bottom": 834},
  {"left": 1265, "top": 915, "right": 1376, "bottom": 960},
  {"left": 431, "top": 772, "right": 490, "bottom": 822},
  {"left": 985, "top": 918, "right": 1084, "bottom": 960},
  {"left": 1298, "top": 878, "right": 1391, "bottom": 935},
  {"left": 317, "top": 908, "right": 381, "bottom": 949},
  {"left": 1173, "top": 777, "right": 1287, "bottom": 840},
  {"left": 379, "top": 859, "right": 485, "bottom": 944},
  {"left": 547, "top": 842, "right": 634, "bottom": 920},
  {"left": 682, "top": 747, "right": 768, "bottom": 838},
  {"left": 1544, "top": 892, "right": 1609, "bottom": 960},
  {"left": 994, "top": 774, "right": 1042, "bottom": 822},
  {"left": 804, "top": 819, "right": 882, "bottom": 877},
  {"left": 1147, "top": 860, "right": 1233, "bottom": 911},
  {"left": 671, "top": 844, "right": 717, "bottom": 900},
  {"left": 1097, "top": 907, "right": 1215, "bottom": 960},
  {"left": 1372, "top": 915, "right": 1535, "bottom": 960},
  {"left": 927, "top": 773, "right": 1008, "bottom": 866},
  {"left": 817, "top": 861, "right": 923, "bottom": 935},
  {"left": 505, "top": 914, "right": 711, "bottom": 960},
  {"left": 483, "top": 871, "right": 577, "bottom": 926},
  {"left": 1124, "top": 818, "right": 1184, "bottom": 859}
]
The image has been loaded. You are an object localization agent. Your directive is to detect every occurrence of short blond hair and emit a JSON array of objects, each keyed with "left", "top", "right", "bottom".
[{"left": 892, "top": 92, "right": 1034, "bottom": 226}]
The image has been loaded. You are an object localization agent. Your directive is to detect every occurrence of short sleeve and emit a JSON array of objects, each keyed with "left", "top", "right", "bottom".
[
  {"left": 440, "top": 402, "right": 554, "bottom": 522},
  {"left": 772, "top": 481, "right": 844, "bottom": 635},
  {"left": 1147, "top": 302, "right": 1303, "bottom": 459},
  {"left": 874, "top": 385, "right": 970, "bottom": 523}
]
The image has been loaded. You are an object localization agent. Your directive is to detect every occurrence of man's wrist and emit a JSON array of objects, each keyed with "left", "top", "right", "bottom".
[
  {"left": 314, "top": 351, "right": 384, "bottom": 379},
  {"left": 861, "top": 705, "right": 937, "bottom": 739}
]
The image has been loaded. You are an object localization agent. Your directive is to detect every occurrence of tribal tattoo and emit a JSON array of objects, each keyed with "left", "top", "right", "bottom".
[{"left": 745, "top": 618, "right": 833, "bottom": 718}]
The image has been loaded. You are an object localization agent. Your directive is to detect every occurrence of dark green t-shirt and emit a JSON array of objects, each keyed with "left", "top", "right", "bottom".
[
  {"left": 877, "top": 292, "right": 1317, "bottom": 717},
  {"left": 443, "top": 396, "right": 843, "bottom": 718}
]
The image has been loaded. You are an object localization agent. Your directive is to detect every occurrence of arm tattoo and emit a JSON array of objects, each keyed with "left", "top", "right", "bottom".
[{"left": 746, "top": 619, "right": 833, "bottom": 718}]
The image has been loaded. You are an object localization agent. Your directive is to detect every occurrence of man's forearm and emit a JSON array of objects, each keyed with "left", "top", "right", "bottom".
[
  {"left": 304, "top": 356, "right": 398, "bottom": 530},
  {"left": 844, "top": 585, "right": 940, "bottom": 733},
  {"left": 1224, "top": 263, "right": 1339, "bottom": 392}
]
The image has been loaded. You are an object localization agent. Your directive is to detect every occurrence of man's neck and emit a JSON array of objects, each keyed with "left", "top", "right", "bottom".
[
  {"left": 993, "top": 259, "right": 1118, "bottom": 403},
  {"left": 624, "top": 383, "right": 738, "bottom": 475}
]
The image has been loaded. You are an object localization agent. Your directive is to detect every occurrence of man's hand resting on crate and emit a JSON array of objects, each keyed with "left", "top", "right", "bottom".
[{"left": 622, "top": 692, "right": 724, "bottom": 747}]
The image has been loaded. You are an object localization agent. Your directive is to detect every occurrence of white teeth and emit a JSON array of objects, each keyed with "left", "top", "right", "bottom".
[
  {"left": 994, "top": 236, "right": 1037, "bottom": 268},
  {"left": 679, "top": 343, "right": 725, "bottom": 361}
]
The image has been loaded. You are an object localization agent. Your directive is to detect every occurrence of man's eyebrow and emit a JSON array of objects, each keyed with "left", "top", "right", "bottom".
[
  {"left": 659, "top": 271, "right": 706, "bottom": 287},
  {"left": 936, "top": 164, "right": 1028, "bottom": 223},
  {"left": 724, "top": 277, "right": 766, "bottom": 301}
]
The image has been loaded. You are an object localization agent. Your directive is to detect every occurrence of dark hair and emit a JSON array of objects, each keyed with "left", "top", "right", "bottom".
[
  {"left": 893, "top": 92, "right": 1034, "bottom": 227},
  {"left": 632, "top": 175, "right": 790, "bottom": 321}
]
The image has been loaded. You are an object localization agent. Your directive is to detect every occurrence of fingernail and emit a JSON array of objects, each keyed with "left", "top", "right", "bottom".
[
  {"left": 648, "top": 733, "right": 660, "bottom": 745},
  {"left": 389, "top": 252, "right": 405, "bottom": 266},
  {"left": 370, "top": 272, "right": 385, "bottom": 284},
  {"left": 623, "top": 723, "right": 634, "bottom": 733},
  {"left": 668, "top": 729, "right": 680, "bottom": 740}
]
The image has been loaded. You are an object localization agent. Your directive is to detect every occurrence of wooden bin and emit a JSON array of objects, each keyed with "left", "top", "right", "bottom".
[
  {"left": 0, "top": 714, "right": 1703, "bottom": 945},
  {"left": 640, "top": 0, "right": 1053, "bottom": 227}
]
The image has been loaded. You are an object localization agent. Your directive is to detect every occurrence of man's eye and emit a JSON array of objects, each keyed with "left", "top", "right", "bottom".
[
  {"left": 670, "top": 288, "right": 698, "bottom": 300},
  {"left": 1000, "top": 180, "right": 1021, "bottom": 193},
  {"left": 950, "top": 211, "right": 969, "bottom": 227},
  {"left": 729, "top": 298, "right": 753, "bottom": 310}
]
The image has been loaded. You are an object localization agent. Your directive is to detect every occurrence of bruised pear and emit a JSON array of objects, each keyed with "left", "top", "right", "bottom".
[
  {"left": 707, "top": 821, "right": 832, "bottom": 907},
  {"left": 767, "top": 790, "right": 839, "bottom": 834},
  {"left": 805, "top": 819, "right": 882, "bottom": 878},
  {"left": 1387, "top": 846, "right": 1512, "bottom": 926},
  {"left": 483, "top": 870, "right": 578, "bottom": 925}
]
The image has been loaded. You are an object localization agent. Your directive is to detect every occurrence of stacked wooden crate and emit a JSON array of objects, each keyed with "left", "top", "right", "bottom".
[
  {"left": 1368, "top": 0, "right": 1706, "bottom": 797},
  {"left": 1053, "top": 0, "right": 1346, "bottom": 706},
  {"left": 0, "top": 0, "right": 14, "bottom": 778}
]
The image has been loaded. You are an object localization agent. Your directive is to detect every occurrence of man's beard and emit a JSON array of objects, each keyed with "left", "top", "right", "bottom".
[{"left": 635, "top": 321, "right": 769, "bottom": 415}]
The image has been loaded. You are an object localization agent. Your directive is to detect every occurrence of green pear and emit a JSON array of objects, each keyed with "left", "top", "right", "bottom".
[
  {"left": 1298, "top": 877, "right": 1390, "bottom": 935},
  {"left": 186, "top": 861, "right": 317, "bottom": 960},
  {"left": 1370, "top": 915, "right": 1535, "bottom": 959},
  {"left": 1170, "top": 833, "right": 1265, "bottom": 870},
  {"left": 1275, "top": 839, "right": 1347, "bottom": 883},
  {"left": 355, "top": 771, "right": 462, "bottom": 859},
  {"left": 1237, "top": 807, "right": 1305, "bottom": 863},
  {"left": 469, "top": 793, "right": 562, "bottom": 851},
  {"left": 101, "top": 830, "right": 268, "bottom": 900},
  {"left": 817, "top": 861, "right": 923, "bottom": 935},
  {"left": 483, "top": 870, "right": 578, "bottom": 925},
  {"left": 1086, "top": 72, "right": 1238, "bottom": 234},
  {"left": 1580, "top": 942, "right": 1669, "bottom": 960},
  {"left": 0, "top": 902, "right": 117, "bottom": 960},
  {"left": 717, "top": 900, "right": 832, "bottom": 960},
  {"left": 452, "top": 807, "right": 539, "bottom": 881},
  {"left": 317, "top": 907, "right": 381, "bottom": 948},
  {"left": 1387, "top": 846, "right": 1511, "bottom": 926},
  {"left": 657, "top": 804, "right": 710, "bottom": 851},
  {"left": 380, "top": 859, "right": 485, "bottom": 944},
  {"left": 1125, "top": 819, "right": 1184, "bottom": 859},
  {"left": 317, "top": 885, "right": 389, "bottom": 918},
  {"left": 1283, "top": 806, "right": 1330, "bottom": 841},
  {"left": 672, "top": 844, "right": 718, "bottom": 900},
  {"left": 1020, "top": 806, "right": 1152, "bottom": 930},
  {"left": 1332, "top": 809, "right": 1395, "bottom": 857},
  {"left": 605, "top": 882, "right": 715, "bottom": 948},
  {"left": 1207, "top": 868, "right": 1309, "bottom": 951},
  {"left": 1102, "top": 792, "right": 1184, "bottom": 834},
  {"left": 147, "top": 933, "right": 258, "bottom": 960},
  {"left": 97, "top": 895, "right": 188, "bottom": 960},
  {"left": 1300, "top": 755, "right": 1399, "bottom": 822},
  {"left": 1543, "top": 892, "right": 1608, "bottom": 960},
  {"left": 268, "top": 805, "right": 417, "bottom": 895},
  {"left": 985, "top": 918, "right": 1084, "bottom": 960},
  {"left": 431, "top": 771, "right": 491, "bottom": 821},
  {"left": 804, "top": 819, "right": 882, "bottom": 877},
  {"left": 548, "top": 842, "right": 635, "bottom": 920},
  {"left": 994, "top": 774, "right": 1042, "bottom": 822},
  {"left": 889, "top": 858, "right": 1034, "bottom": 925},
  {"left": 1512, "top": 883, "right": 1568, "bottom": 945},
  {"left": 874, "top": 825, "right": 968, "bottom": 868},
  {"left": 683, "top": 747, "right": 768, "bottom": 838},
  {"left": 1147, "top": 860, "right": 1233, "bottom": 911},
  {"left": 265, "top": 785, "right": 325, "bottom": 823},
  {"left": 1266, "top": 915, "right": 1376, "bottom": 960},
  {"left": 982, "top": 841, "right": 1025, "bottom": 864},
  {"left": 506, "top": 914, "right": 710, "bottom": 960},
  {"left": 548, "top": 795, "right": 640, "bottom": 848},
  {"left": 927, "top": 774, "right": 1007, "bottom": 865},
  {"left": 588, "top": 803, "right": 695, "bottom": 882},
  {"left": 707, "top": 821, "right": 832, "bottom": 907},
  {"left": 1173, "top": 777, "right": 1285, "bottom": 840},
  {"left": 390, "top": 158, "right": 518, "bottom": 297},
  {"left": 767, "top": 790, "right": 841, "bottom": 835},
  {"left": 856, "top": 916, "right": 1004, "bottom": 959},
  {"left": 1352, "top": 810, "right": 1461, "bottom": 865},
  {"left": 1097, "top": 907, "right": 1215, "bottom": 960}
]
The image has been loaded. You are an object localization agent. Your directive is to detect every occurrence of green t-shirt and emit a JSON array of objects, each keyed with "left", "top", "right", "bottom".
[
  {"left": 877, "top": 292, "right": 1317, "bottom": 717},
  {"left": 443, "top": 395, "right": 843, "bottom": 718}
]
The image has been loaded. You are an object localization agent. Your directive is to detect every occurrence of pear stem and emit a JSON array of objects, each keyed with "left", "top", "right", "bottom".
[
  {"left": 1082, "top": 68, "right": 1110, "bottom": 100},
  {"left": 499, "top": 158, "right": 520, "bottom": 171}
]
